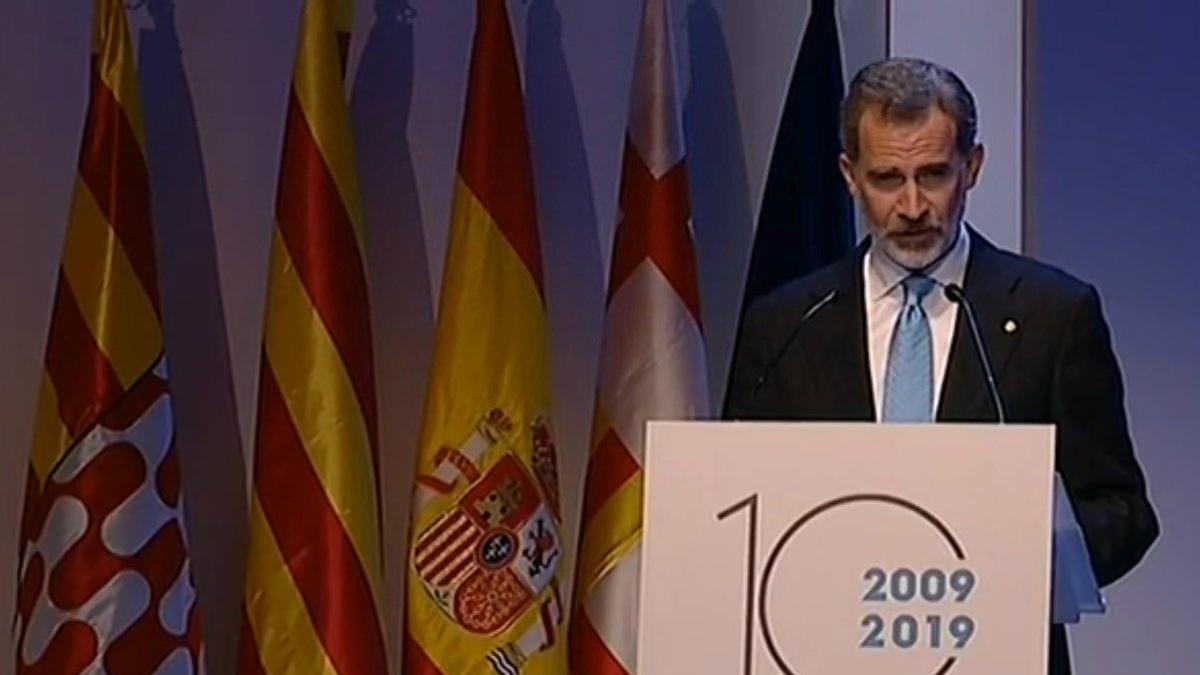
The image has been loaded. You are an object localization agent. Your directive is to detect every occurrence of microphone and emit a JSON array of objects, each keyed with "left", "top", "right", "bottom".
[
  {"left": 749, "top": 289, "right": 838, "bottom": 396},
  {"left": 943, "top": 283, "right": 1007, "bottom": 423}
]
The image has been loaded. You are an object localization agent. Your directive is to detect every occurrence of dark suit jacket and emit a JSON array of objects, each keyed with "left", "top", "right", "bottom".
[{"left": 724, "top": 230, "right": 1158, "bottom": 675}]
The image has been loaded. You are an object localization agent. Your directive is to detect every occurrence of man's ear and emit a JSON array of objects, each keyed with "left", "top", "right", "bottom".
[
  {"left": 838, "top": 152, "right": 860, "bottom": 198},
  {"left": 965, "top": 143, "right": 985, "bottom": 188}
]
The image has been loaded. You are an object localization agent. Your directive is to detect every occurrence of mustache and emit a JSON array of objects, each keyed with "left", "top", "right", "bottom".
[{"left": 888, "top": 221, "right": 936, "bottom": 234}]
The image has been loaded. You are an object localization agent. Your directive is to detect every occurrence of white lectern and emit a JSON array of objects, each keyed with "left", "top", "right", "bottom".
[{"left": 638, "top": 422, "right": 1056, "bottom": 674}]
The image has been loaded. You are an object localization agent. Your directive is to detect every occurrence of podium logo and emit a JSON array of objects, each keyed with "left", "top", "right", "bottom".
[{"left": 719, "top": 493, "right": 979, "bottom": 674}]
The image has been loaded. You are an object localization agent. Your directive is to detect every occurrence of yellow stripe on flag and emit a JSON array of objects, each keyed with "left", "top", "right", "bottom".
[
  {"left": 92, "top": 0, "right": 146, "bottom": 155},
  {"left": 291, "top": 0, "right": 365, "bottom": 247},
  {"left": 61, "top": 178, "right": 162, "bottom": 389},
  {"left": 261, "top": 230, "right": 384, "bottom": 612},
  {"left": 575, "top": 472, "right": 643, "bottom": 598},
  {"left": 244, "top": 499, "right": 340, "bottom": 675},
  {"left": 29, "top": 372, "right": 72, "bottom": 485},
  {"left": 414, "top": 179, "right": 549, "bottom": 487}
]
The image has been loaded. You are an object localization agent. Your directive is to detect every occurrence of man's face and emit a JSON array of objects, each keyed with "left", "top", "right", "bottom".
[{"left": 839, "top": 105, "right": 984, "bottom": 270}]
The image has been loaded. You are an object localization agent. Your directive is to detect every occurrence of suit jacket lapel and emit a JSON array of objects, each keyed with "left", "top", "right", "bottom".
[
  {"left": 808, "top": 244, "right": 875, "bottom": 421},
  {"left": 937, "top": 232, "right": 1024, "bottom": 422}
]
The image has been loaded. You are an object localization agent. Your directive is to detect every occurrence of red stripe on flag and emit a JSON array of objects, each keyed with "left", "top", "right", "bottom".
[
  {"left": 42, "top": 273, "right": 126, "bottom": 440},
  {"left": 580, "top": 428, "right": 640, "bottom": 528},
  {"left": 427, "top": 532, "right": 481, "bottom": 584},
  {"left": 456, "top": 0, "right": 544, "bottom": 295},
  {"left": 607, "top": 141, "right": 702, "bottom": 327},
  {"left": 415, "top": 513, "right": 475, "bottom": 568},
  {"left": 438, "top": 551, "right": 477, "bottom": 588},
  {"left": 253, "top": 366, "right": 388, "bottom": 675},
  {"left": 569, "top": 607, "right": 630, "bottom": 675},
  {"left": 404, "top": 627, "right": 447, "bottom": 675},
  {"left": 417, "top": 527, "right": 475, "bottom": 577},
  {"left": 77, "top": 61, "right": 161, "bottom": 315},
  {"left": 275, "top": 90, "right": 380, "bottom": 458}
]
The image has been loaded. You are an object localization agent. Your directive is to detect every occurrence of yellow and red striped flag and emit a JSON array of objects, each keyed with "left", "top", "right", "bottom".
[
  {"left": 235, "top": 0, "right": 388, "bottom": 673},
  {"left": 404, "top": 1, "right": 566, "bottom": 673},
  {"left": 12, "top": 0, "right": 204, "bottom": 672},
  {"left": 569, "top": 0, "right": 709, "bottom": 671}
]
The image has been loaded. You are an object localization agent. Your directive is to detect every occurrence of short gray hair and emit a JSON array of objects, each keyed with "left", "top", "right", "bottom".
[{"left": 841, "top": 58, "right": 978, "bottom": 160}]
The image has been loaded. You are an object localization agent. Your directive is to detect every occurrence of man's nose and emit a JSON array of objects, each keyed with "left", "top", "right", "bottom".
[{"left": 896, "top": 181, "right": 928, "bottom": 221}]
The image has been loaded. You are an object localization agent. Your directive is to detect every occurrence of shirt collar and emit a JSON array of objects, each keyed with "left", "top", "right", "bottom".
[{"left": 866, "top": 222, "right": 971, "bottom": 301}]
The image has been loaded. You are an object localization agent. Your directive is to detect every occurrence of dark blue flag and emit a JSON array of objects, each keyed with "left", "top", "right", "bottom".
[
  {"left": 723, "top": 0, "right": 854, "bottom": 411},
  {"left": 741, "top": 0, "right": 854, "bottom": 308}
]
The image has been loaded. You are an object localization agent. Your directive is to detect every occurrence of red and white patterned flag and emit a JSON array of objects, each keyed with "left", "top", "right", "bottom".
[{"left": 13, "top": 1, "right": 204, "bottom": 673}]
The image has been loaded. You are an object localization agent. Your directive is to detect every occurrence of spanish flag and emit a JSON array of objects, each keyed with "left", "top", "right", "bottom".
[
  {"left": 404, "top": 1, "right": 566, "bottom": 673},
  {"left": 570, "top": 0, "right": 710, "bottom": 671},
  {"left": 236, "top": 0, "right": 389, "bottom": 673},
  {"left": 13, "top": 0, "right": 203, "bottom": 672}
]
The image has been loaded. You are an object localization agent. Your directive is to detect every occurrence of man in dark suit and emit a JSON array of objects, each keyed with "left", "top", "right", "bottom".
[{"left": 724, "top": 58, "right": 1157, "bottom": 674}]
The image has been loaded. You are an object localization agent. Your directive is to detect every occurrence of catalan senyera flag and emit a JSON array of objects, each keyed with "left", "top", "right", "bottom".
[
  {"left": 403, "top": 2, "right": 566, "bottom": 674},
  {"left": 12, "top": 0, "right": 204, "bottom": 672},
  {"left": 235, "top": 0, "right": 388, "bottom": 673},
  {"left": 569, "top": 0, "right": 710, "bottom": 672}
]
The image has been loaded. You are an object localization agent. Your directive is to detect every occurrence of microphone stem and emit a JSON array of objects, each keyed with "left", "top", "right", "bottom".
[{"left": 952, "top": 287, "right": 1007, "bottom": 424}]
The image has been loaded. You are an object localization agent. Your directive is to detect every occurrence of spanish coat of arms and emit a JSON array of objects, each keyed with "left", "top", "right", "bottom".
[{"left": 413, "top": 409, "right": 563, "bottom": 640}]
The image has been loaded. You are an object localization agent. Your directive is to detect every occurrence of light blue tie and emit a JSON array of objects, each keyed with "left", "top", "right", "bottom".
[{"left": 883, "top": 275, "right": 936, "bottom": 422}]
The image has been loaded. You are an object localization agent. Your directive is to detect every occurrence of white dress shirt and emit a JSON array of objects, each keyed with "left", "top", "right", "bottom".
[{"left": 864, "top": 224, "right": 970, "bottom": 419}]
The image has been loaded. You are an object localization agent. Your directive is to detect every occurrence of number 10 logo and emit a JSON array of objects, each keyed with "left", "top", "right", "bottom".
[{"left": 718, "top": 493, "right": 978, "bottom": 674}]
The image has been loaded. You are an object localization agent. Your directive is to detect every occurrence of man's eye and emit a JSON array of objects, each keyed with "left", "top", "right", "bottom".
[{"left": 869, "top": 174, "right": 904, "bottom": 190}]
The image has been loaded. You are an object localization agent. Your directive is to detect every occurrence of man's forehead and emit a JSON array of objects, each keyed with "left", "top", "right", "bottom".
[{"left": 855, "top": 105, "right": 959, "bottom": 163}]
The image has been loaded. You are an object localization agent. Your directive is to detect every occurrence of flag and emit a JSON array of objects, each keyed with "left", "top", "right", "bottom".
[
  {"left": 569, "top": 0, "right": 710, "bottom": 672},
  {"left": 12, "top": 0, "right": 204, "bottom": 672},
  {"left": 739, "top": 0, "right": 853, "bottom": 309},
  {"left": 235, "top": 0, "right": 389, "bottom": 673},
  {"left": 403, "top": 1, "right": 566, "bottom": 673}
]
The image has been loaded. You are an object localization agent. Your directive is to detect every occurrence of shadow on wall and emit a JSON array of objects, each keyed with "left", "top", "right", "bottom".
[
  {"left": 349, "top": 0, "right": 433, "bottom": 662},
  {"left": 684, "top": 0, "right": 756, "bottom": 408},
  {"left": 138, "top": 1, "right": 246, "bottom": 673},
  {"left": 524, "top": 0, "right": 607, "bottom": 578}
]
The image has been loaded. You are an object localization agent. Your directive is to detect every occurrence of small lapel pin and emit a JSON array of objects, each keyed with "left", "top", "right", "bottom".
[{"left": 1003, "top": 319, "right": 1018, "bottom": 334}]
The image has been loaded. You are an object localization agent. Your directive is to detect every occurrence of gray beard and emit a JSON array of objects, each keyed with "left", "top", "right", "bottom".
[{"left": 873, "top": 223, "right": 961, "bottom": 273}]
